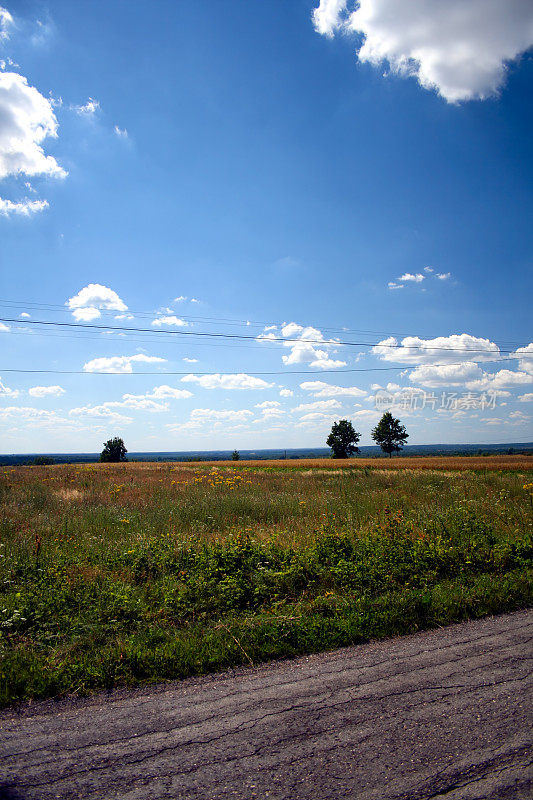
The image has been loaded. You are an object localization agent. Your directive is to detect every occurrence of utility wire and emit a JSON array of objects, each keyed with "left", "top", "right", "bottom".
[
  {"left": 0, "top": 358, "right": 511, "bottom": 376},
  {"left": 0, "top": 300, "right": 527, "bottom": 345},
  {"left": 0, "top": 317, "right": 521, "bottom": 354}
]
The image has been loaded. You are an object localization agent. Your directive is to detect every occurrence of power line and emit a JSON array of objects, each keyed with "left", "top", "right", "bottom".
[
  {"left": 0, "top": 358, "right": 510, "bottom": 376},
  {"left": 0, "top": 300, "right": 527, "bottom": 346},
  {"left": 0, "top": 317, "right": 522, "bottom": 354}
]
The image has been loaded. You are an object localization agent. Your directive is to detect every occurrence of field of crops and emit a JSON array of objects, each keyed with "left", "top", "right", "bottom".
[{"left": 1, "top": 459, "right": 532, "bottom": 705}]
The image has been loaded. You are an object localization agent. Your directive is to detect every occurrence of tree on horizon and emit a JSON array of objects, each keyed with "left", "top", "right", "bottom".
[
  {"left": 100, "top": 437, "right": 128, "bottom": 463},
  {"left": 327, "top": 419, "right": 360, "bottom": 459},
  {"left": 371, "top": 412, "right": 408, "bottom": 458}
]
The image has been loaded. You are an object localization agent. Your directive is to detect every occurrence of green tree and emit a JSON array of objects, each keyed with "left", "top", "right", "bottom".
[
  {"left": 327, "top": 419, "right": 360, "bottom": 459},
  {"left": 371, "top": 412, "right": 408, "bottom": 458},
  {"left": 232, "top": 450, "right": 240, "bottom": 461},
  {"left": 100, "top": 437, "right": 128, "bottom": 463}
]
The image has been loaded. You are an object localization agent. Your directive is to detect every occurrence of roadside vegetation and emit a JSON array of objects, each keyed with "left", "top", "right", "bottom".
[{"left": 1, "top": 459, "right": 531, "bottom": 705}]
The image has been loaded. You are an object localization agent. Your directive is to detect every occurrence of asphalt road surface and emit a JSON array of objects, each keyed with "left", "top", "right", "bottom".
[{"left": 1, "top": 610, "right": 532, "bottom": 800}]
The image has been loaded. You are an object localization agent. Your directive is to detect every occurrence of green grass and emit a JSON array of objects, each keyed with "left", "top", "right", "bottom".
[{"left": 0, "top": 463, "right": 531, "bottom": 705}]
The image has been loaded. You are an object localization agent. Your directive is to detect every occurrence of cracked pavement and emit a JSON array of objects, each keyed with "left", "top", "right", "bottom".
[{"left": 1, "top": 610, "right": 532, "bottom": 799}]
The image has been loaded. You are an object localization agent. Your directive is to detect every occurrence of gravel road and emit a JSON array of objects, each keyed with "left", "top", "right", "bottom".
[{"left": 1, "top": 609, "right": 531, "bottom": 799}]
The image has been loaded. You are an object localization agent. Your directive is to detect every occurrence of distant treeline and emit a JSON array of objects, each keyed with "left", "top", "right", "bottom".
[{"left": 1, "top": 443, "right": 532, "bottom": 466}]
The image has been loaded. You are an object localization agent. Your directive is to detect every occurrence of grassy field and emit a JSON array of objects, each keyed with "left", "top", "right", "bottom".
[{"left": 1, "top": 457, "right": 532, "bottom": 705}]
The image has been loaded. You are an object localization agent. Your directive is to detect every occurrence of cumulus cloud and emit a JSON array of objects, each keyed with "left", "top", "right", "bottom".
[
  {"left": 28, "top": 385, "right": 65, "bottom": 398},
  {"left": 436, "top": 272, "right": 451, "bottom": 280},
  {"left": 124, "top": 386, "right": 192, "bottom": 401},
  {"left": 0, "top": 197, "right": 48, "bottom": 216},
  {"left": 312, "top": 0, "right": 347, "bottom": 37},
  {"left": 188, "top": 408, "right": 254, "bottom": 426},
  {"left": 255, "top": 400, "right": 281, "bottom": 409},
  {"left": 400, "top": 272, "right": 424, "bottom": 283},
  {"left": 0, "top": 71, "right": 66, "bottom": 180},
  {"left": 0, "top": 322, "right": 9, "bottom": 332},
  {"left": 151, "top": 315, "right": 188, "bottom": 327},
  {"left": 373, "top": 333, "right": 500, "bottom": 364},
  {"left": 466, "top": 369, "right": 533, "bottom": 392},
  {"left": 67, "top": 283, "right": 128, "bottom": 322},
  {"left": 511, "top": 343, "right": 533, "bottom": 375},
  {"left": 313, "top": 0, "right": 533, "bottom": 102},
  {"left": 69, "top": 405, "right": 132, "bottom": 425},
  {"left": 259, "top": 322, "right": 347, "bottom": 370},
  {"left": 300, "top": 380, "right": 366, "bottom": 398},
  {"left": 279, "top": 388, "right": 294, "bottom": 397},
  {"left": 181, "top": 373, "right": 274, "bottom": 390},
  {"left": 83, "top": 354, "right": 166, "bottom": 373},
  {"left": 408, "top": 361, "right": 484, "bottom": 388},
  {"left": 518, "top": 393, "right": 533, "bottom": 403},
  {"left": 292, "top": 399, "right": 342, "bottom": 413},
  {"left": 110, "top": 397, "right": 167, "bottom": 413},
  {"left": 183, "top": 357, "right": 198, "bottom": 363}
]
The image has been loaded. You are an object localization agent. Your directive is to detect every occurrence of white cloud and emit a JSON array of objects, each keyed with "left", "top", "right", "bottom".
[
  {"left": 111, "top": 397, "right": 167, "bottom": 413},
  {"left": 292, "top": 399, "right": 341, "bottom": 413},
  {"left": 19, "top": 312, "right": 30, "bottom": 318},
  {"left": 115, "top": 313, "right": 134, "bottom": 320},
  {"left": 258, "top": 322, "right": 347, "bottom": 369},
  {"left": 388, "top": 282, "right": 404, "bottom": 290},
  {"left": 255, "top": 400, "right": 281, "bottom": 409},
  {"left": 74, "top": 98, "right": 100, "bottom": 116},
  {"left": 0, "top": 70, "right": 67, "bottom": 181},
  {"left": 174, "top": 296, "right": 187, "bottom": 303},
  {"left": 373, "top": 333, "right": 500, "bottom": 364},
  {"left": 0, "top": 7, "right": 13, "bottom": 40},
  {"left": 260, "top": 407, "right": 285, "bottom": 419},
  {"left": 309, "top": 353, "right": 347, "bottom": 369},
  {"left": 312, "top": 0, "right": 347, "bottom": 37},
  {"left": 152, "top": 315, "right": 188, "bottom": 328},
  {"left": 0, "top": 377, "right": 18, "bottom": 398},
  {"left": 300, "top": 380, "right": 366, "bottom": 398},
  {"left": 28, "top": 385, "right": 65, "bottom": 398},
  {"left": 114, "top": 125, "right": 128, "bottom": 137},
  {"left": 0, "top": 197, "right": 48, "bottom": 216},
  {"left": 352, "top": 409, "right": 380, "bottom": 419},
  {"left": 181, "top": 373, "right": 273, "bottom": 390},
  {"left": 72, "top": 306, "right": 101, "bottom": 322},
  {"left": 67, "top": 284, "right": 128, "bottom": 322},
  {"left": 511, "top": 343, "right": 533, "bottom": 375},
  {"left": 183, "top": 357, "right": 198, "bottom": 363},
  {"left": 190, "top": 408, "right": 253, "bottom": 424},
  {"left": 466, "top": 369, "right": 533, "bottom": 392},
  {"left": 69, "top": 405, "right": 132, "bottom": 425},
  {"left": 408, "top": 361, "right": 484, "bottom": 388},
  {"left": 400, "top": 272, "right": 424, "bottom": 283},
  {"left": 314, "top": 0, "right": 533, "bottom": 103},
  {"left": 518, "top": 393, "right": 533, "bottom": 403},
  {"left": 279, "top": 388, "right": 294, "bottom": 397},
  {"left": 123, "top": 386, "right": 192, "bottom": 401},
  {"left": 424, "top": 266, "right": 434, "bottom": 273},
  {"left": 0, "top": 322, "right": 9, "bottom": 332},
  {"left": 83, "top": 354, "right": 166, "bottom": 373},
  {"left": 436, "top": 272, "right": 451, "bottom": 280},
  {"left": 296, "top": 411, "right": 336, "bottom": 425}
]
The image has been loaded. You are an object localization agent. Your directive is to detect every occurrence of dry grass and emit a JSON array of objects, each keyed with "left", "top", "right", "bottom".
[{"left": 111, "top": 454, "right": 531, "bottom": 471}]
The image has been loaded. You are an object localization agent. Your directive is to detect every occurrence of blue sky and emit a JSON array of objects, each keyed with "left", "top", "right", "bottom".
[{"left": 0, "top": 0, "right": 532, "bottom": 453}]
